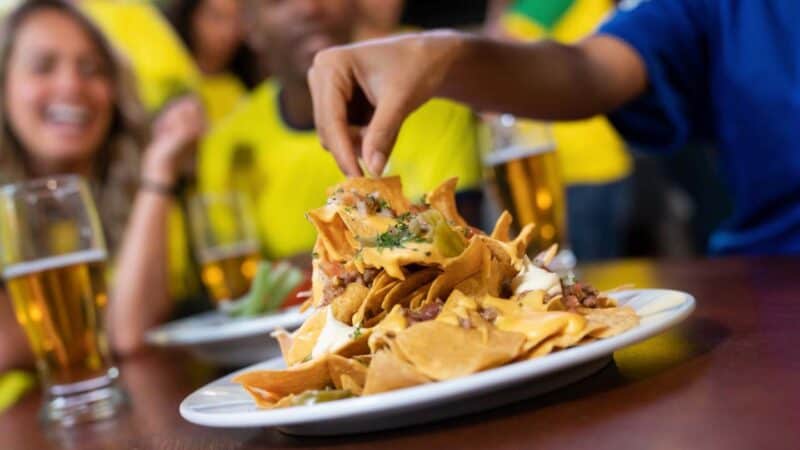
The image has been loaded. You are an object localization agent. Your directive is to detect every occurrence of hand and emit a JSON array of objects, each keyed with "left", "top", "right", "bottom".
[
  {"left": 142, "top": 96, "right": 207, "bottom": 185},
  {"left": 308, "top": 31, "right": 468, "bottom": 176}
]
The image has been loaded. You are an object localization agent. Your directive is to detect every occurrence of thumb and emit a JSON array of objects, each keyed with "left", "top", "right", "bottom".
[{"left": 362, "top": 98, "right": 411, "bottom": 176}]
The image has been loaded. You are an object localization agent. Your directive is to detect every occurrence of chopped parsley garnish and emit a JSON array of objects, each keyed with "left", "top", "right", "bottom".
[
  {"left": 350, "top": 323, "right": 363, "bottom": 340},
  {"left": 375, "top": 221, "right": 428, "bottom": 249}
]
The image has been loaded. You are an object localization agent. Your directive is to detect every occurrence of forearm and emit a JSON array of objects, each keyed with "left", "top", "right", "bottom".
[
  {"left": 108, "top": 190, "right": 174, "bottom": 355},
  {"left": 438, "top": 33, "right": 646, "bottom": 120}
]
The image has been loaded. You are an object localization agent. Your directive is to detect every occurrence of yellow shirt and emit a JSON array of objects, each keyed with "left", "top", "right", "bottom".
[
  {"left": 502, "top": 0, "right": 632, "bottom": 184},
  {"left": 197, "top": 72, "right": 247, "bottom": 125},
  {"left": 199, "top": 81, "right": 482, "bottom": 258},
  {"left": 80, "top": 0, "right": 201, "bottom": 111}
]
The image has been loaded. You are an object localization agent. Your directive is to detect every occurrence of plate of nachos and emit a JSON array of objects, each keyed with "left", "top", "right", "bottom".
[{"left": 180, "top": 177, "right": 694, "bottom": 434}]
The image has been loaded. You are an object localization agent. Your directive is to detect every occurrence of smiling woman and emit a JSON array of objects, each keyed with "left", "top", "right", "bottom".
[{"left": 0, "top": 0, "right": 206, "bottom": 401}]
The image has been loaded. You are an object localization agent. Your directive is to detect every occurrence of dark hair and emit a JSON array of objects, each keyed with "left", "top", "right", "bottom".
[{"left": 164, "top": 0, "right": 260, "bottom": 88}]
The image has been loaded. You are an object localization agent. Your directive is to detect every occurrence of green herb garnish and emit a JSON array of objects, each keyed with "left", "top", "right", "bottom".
[
  {"left": 350, "top": 323, "right": 363, "bottom": 340},
  {"left": 375, "top": 221, "right": 428, "bottom": 250}
]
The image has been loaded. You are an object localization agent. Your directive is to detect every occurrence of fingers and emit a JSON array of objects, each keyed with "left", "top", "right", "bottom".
[
  {"left": 309, "top": 50, "right": 363, "bottom": 177},
  {"left": 361, "top": 97, "right": 409, "bottom": 176}
]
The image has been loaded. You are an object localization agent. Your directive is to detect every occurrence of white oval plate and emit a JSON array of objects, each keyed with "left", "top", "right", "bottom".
[
  {"left": 180, "top": 289, "right": 694, "bottom": 434},
  {"left": 145, "top": 307, "right": 311, "bottom": 366}
]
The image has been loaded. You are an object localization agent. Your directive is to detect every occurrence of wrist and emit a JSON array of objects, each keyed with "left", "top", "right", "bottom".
[{"left": 141, "top": 152, "right": 178, "bottom": 187}]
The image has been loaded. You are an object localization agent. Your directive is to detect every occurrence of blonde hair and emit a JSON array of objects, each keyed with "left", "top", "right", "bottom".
[{"left": 0, "top": 0, "right": 149, "bottom": 251}]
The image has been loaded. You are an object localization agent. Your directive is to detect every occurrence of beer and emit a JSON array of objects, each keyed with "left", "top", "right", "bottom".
[
  {"left": 199, "top": 243, "right": 259, "bottom": 303},
  {"left": 485, "top": 144, "right": 567, "bottom": 253},
  {"left": 3, "top": 249, "right": 112, "bottom": 387}
]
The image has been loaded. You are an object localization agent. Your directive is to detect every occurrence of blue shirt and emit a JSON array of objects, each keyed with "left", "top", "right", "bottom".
[{"left": 599, "top": 0, "right": 800, "bottom": 255}]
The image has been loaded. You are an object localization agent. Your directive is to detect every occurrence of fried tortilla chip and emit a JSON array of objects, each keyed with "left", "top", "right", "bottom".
[
  {"left": 490, "top": 211, "right": 514, "bottom": 242},
  {"left": 282, "top": 308, "right": 327, "bottom": 366},
  {"left": 328, "top": 355, "right": 368, "bottom": 392},
  {"left": 578, "top": 306, "right": 639, "bottom": 338},
  {"left": 352, "top": 279, "right": 399, "bottom": 326},
  {"left": 331, "top": 283, "right": 370, "bottom": 324},
  {"left": 234, "top": 356, "right": 331, "bottom": 405},
  {"left": 381, "top": 268, "right": 440, "bottom": 310},
  {"left": 425, "top": 238, "right": 485, "bottom": 304},
  {"left": 425, "top": 178, "right": 468, "bottom": 228},
  {"left": 362, "top": 350, "right": 432, "bottom": 395},
  {"left": 392, "top": 319, "right": 525, "bottom": 380}
]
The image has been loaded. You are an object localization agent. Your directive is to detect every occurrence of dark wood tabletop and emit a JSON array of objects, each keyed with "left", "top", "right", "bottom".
[{"left": 3, "top": 257, "right": 799, "bottom": 450}]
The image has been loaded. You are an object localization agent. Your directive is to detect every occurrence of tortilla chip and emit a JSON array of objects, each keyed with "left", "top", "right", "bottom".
[
  {"left": 490, "top": 211, "right": 513, "bottom": 242},
  {"left": 381, "top": 268, "right": 440, "bottom": 310},
  {"left": 436, "top": 290, "right": 479, "bottom": 327},
  {"left": 425, "top": 238, "right": 485, "bottom": 304},
  {"left": 362, "top": 350, "right": 431, "bottom": 395},
  {"left": 425, "top": 178, "right": 468, "bottom": 228},
  {"left": 493, "top": 310, "right": 587, "bottom": 352},
  {"left": 331, "top": 283, "right": 370, "bottom": 324},
  {"left": 577, "top": 306, "right": 639, "bottom": 338},
  {"left": 328, "top": 355, "right": 368, "bottom": 392},
  {"left": 392, "top": 319, "right": 525, "bottom": 380},
  {"left": 352, "top": 279, "right": 399, "bottom": 326},
  {"left": 307, "top": 209, "right": 359, "bottom": 262},
  {"left": 233, "top": 356, "right": 331, "bottom": 400},
  {"left": 333, "top": 176, "right": 411, "bottom": 214},
  {"left": 284, "top": 308, "right": 327, "bottom": 366},
  {"left": 339, "top": 374, "right": 365, "bottom": 396}
]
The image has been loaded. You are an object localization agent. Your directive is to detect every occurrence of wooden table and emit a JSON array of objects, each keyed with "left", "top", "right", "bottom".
[{"left": 2, "top": 257, "right": 799, "bottom": 450}]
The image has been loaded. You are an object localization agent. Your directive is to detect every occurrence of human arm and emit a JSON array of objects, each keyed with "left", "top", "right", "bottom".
[
  {"left": 108, "top": 97, "right": 206, "bottom": 355},
  {"left": 308, "top": 31, "right": 646, "bottom": 177}
]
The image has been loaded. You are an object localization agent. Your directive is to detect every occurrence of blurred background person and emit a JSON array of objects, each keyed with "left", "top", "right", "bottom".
[
  {"left": 483, "top": 0, "right": 633, "bottom": 261},
  {"left": 164, "top": 0, "right": 260, "bottom": 124},
  {"left": 198, "top": 0, "right": 483, "bottom": 260},
  {"left": 353, "top": 0, "right": 404, "bottom": 41},
  {"left": 0, "top": 0, "right": 204, "bottom": 408}
]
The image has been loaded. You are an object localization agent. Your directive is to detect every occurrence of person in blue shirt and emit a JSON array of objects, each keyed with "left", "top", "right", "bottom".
[{"left": 307, "top": 0, "right": 800, "bottom": 255}]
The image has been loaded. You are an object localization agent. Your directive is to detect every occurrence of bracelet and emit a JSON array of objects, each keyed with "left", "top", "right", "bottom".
[{"left": 140, "top": 177, "right": 177, "bottom": 197}]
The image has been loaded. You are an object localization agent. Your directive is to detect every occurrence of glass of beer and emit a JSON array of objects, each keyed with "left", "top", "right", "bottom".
[
  {"left": 484, "top": 115, "right": 576, "bottom": 270},
  {"left": 0, "top": 175, "right": 123, "bottom": 426},
  {"left": 189, "top": 192, "right": 260, "bottom": 305}
]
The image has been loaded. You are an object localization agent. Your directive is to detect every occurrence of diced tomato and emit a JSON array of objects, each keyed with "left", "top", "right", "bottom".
[{"left": 280, "top": 271, "right": 312, "bottom": 309}]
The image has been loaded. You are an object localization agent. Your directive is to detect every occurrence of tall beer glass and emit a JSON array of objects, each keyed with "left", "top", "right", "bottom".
[
  {"left": 0, "top": 175, "right": 123, "bottom": 426},
  {"left": 484, "top": 115, "right": 575, "bottom": 270},
  {"left": 189, "top": 192, "right": 260, "bottom": 305}
]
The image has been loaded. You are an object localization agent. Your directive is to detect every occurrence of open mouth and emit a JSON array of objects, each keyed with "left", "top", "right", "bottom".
[{"left": 43, "top": 103, "right": 91, "bottom": 129}]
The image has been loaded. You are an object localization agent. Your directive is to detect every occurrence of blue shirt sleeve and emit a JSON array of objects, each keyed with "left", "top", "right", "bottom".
[{"left": 598, "top": 0, "right": 713, "bottom": 152}]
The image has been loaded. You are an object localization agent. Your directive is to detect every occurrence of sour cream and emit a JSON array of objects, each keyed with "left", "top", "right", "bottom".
[
  {"left": 311, "top": 307, "right": 357, "bottom": 359},
  {"left": 512, "top": 259, "right": 562, "bottom": 297}
]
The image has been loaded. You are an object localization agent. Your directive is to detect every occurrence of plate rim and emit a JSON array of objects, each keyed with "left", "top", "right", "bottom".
[
  {"left": 145, "top": 306, "right": 309, "bottom": 346},
  {"left": 180, "top": 288, "right": 695, "bottom": 428}
]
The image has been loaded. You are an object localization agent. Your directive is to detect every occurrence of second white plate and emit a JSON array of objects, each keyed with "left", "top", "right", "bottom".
[{"left": 145, "top": 306, "right": 311, "bottom": 366}]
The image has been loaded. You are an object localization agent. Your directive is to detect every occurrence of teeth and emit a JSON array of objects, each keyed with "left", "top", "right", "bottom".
[{"left": 45, "top": 103, "right": 89, "bottom": 125}]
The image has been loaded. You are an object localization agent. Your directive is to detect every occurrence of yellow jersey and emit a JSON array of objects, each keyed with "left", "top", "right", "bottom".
[
  {"left": 501, "top": 0, "right": 632, "bottom": 184},
  {"left": 199, "top": 80, "right": 482, "bottom": 258},
  {"left": 80, "top": 0, "right": 201, "bottom": 111}
]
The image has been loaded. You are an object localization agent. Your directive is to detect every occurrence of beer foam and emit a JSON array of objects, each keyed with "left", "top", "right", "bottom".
[
  {"left": 200, "top": 241, "right": 260, "bottom": 263},
  {"left": 483, "top": 144, "right": 555, "bottom": 166},
  {"left": 3, "top": 249, "right": 106, "bottom": 279}
]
